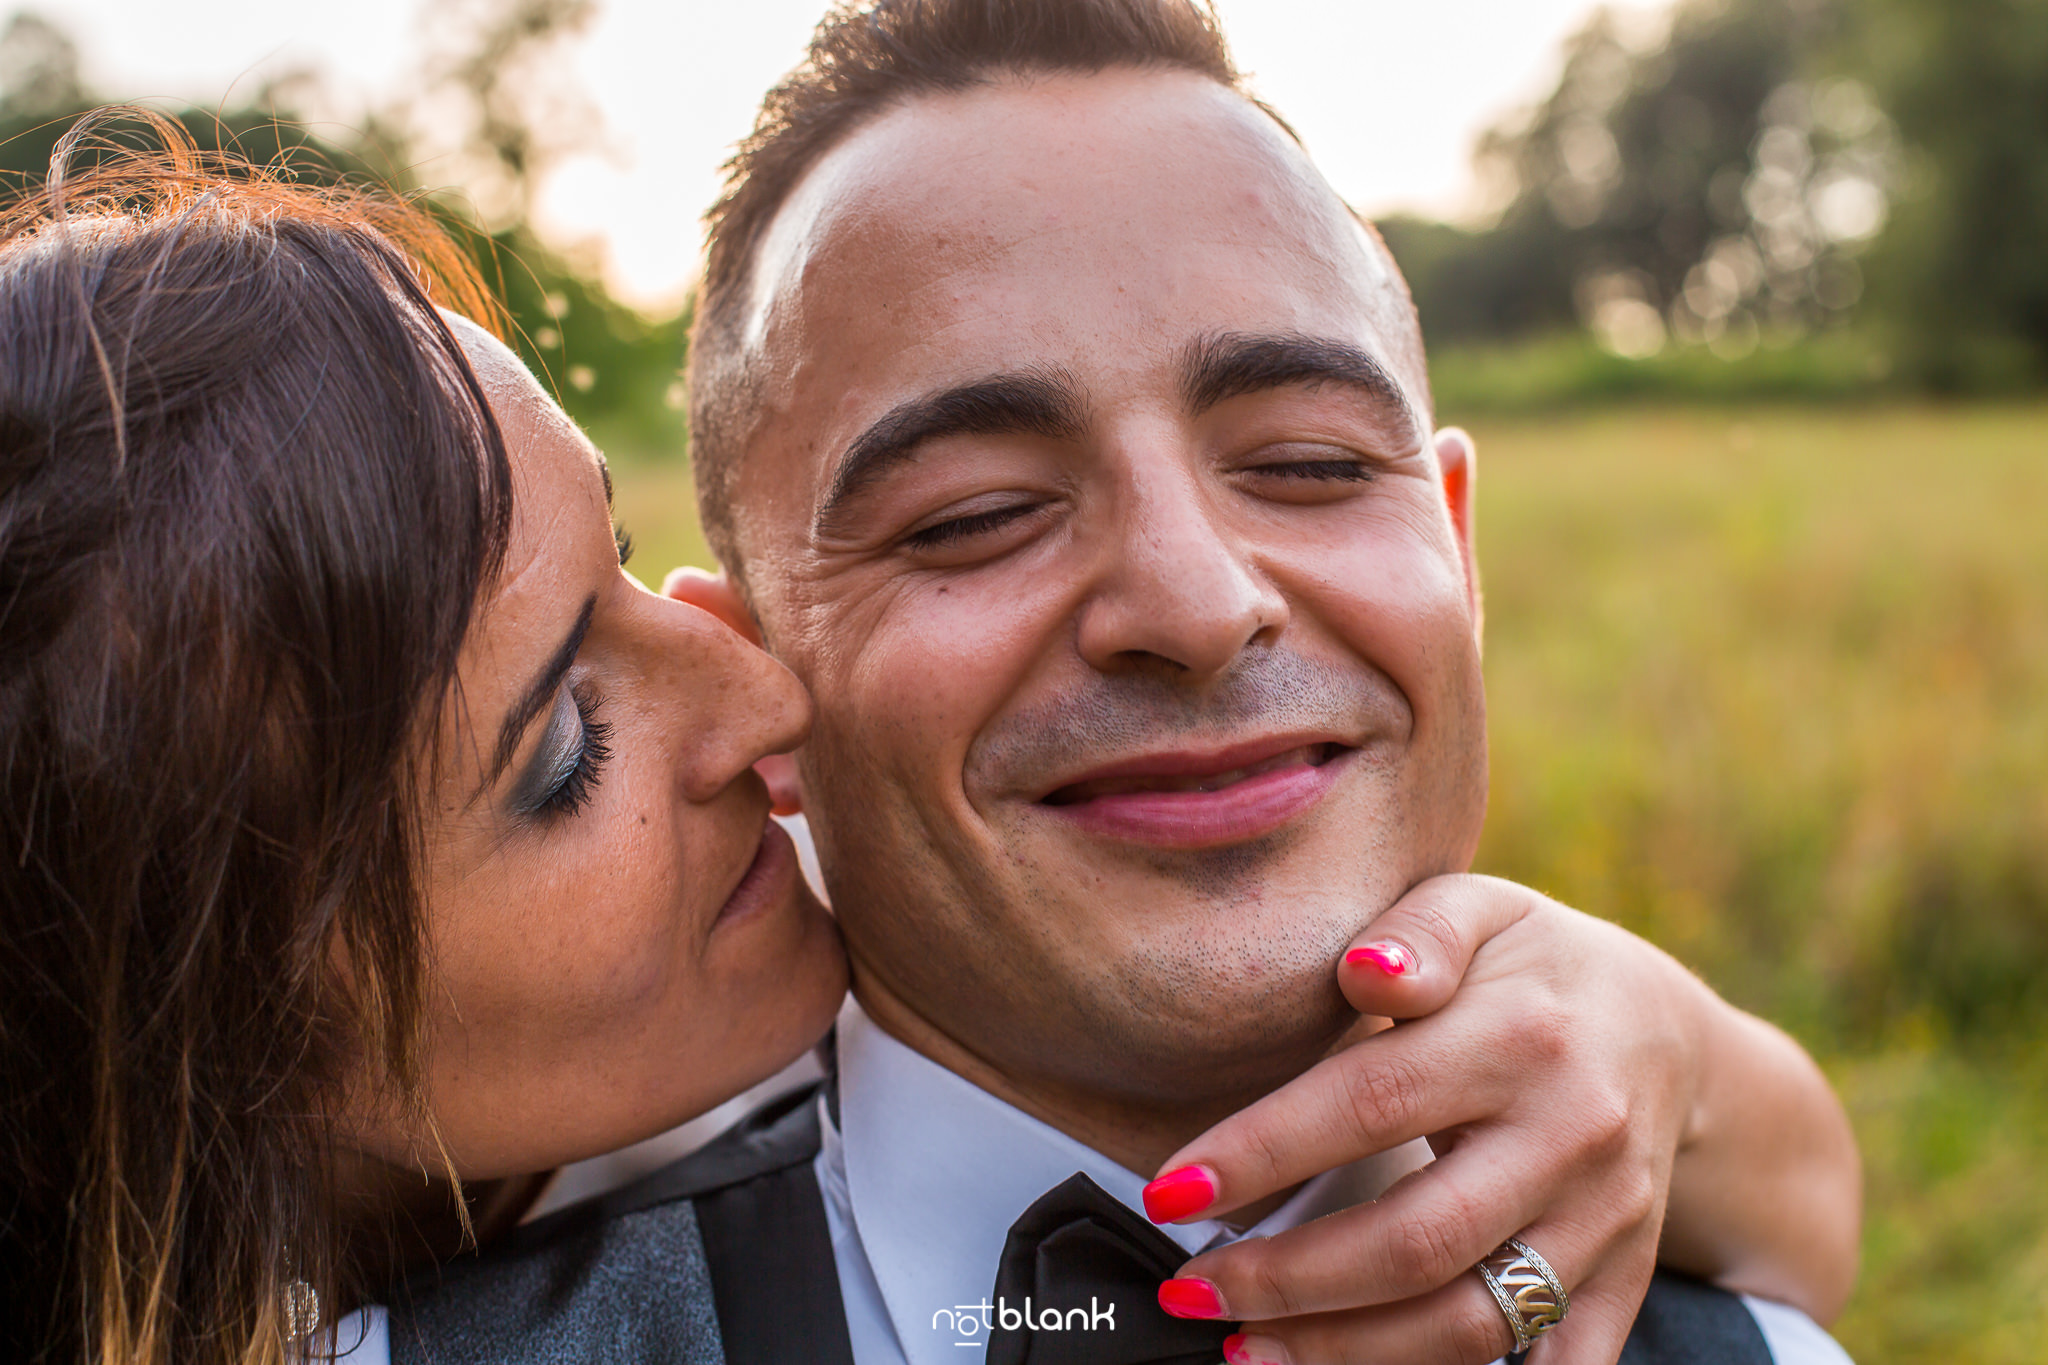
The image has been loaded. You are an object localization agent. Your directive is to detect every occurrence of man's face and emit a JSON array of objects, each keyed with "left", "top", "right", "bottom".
[{"left": 725, "top": 69, "right": 1487, "bottom": 1106}]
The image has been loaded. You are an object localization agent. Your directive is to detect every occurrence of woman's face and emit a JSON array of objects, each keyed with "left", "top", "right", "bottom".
[{"left": 355, "top": 321, "right": 846, "bottom": 1179}]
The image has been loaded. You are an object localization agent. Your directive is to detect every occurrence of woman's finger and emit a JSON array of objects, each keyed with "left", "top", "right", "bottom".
[
  {"left": 1142, "top": 1007, "right": 1526, "bottom": 1224},
  {"left": 1165, "top": 1122, "right": 1614, "bottom": 1320},
  {"left": 1146, "top": 929, "right": 1596, "bottom": 1225},
  {"left": 1512, "top": 1263, "right": 1650, "bottom": 1365},
  {"left": 1214, "top": 1218, "right": 1655, "bottom": 1365},
  {"left": 1336, "top": 874, "right": 1544, "bottom": 1022},
  {"left": 1146, "top": 877, "right": 1567, "bottom": 1223}
]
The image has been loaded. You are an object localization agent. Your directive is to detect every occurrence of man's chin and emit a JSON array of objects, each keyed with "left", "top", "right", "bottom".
[
  {"left": 1000, "top": 804, "right": 1409, "bottom": 929},
  {"left": 972, "top": 838, "right": 1405, "bottom": 1089},
  {"left": 1043, "top": 900, "right": 1363, "bottom": 1080},
  {"left": 1062, "top": 959, "right": 1361, "bottom": 1113}
]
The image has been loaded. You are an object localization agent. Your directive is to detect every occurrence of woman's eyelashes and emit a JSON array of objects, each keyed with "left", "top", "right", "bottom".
[{"left": 518, "top": 682, "right": 614, "bottom": 821}]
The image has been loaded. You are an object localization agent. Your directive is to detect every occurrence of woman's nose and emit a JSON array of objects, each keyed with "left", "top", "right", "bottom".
[{"left": 650, "top": 582, "right": 814, "bottom": 806}]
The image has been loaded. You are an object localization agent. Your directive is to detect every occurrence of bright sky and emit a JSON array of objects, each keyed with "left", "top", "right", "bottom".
[{"left": 37, "top": 0, "right": 1641, "bottom": 310}]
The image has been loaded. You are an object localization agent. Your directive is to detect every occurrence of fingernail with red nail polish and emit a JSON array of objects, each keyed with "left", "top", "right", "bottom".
[
  {"left": 1142, "top": 1164, "right": 1216, "bottom": 1223},
  {"left": 1346, "top": 941, "right": 1415, "bottom": 976},
  {"left": 1158, "top": 1277, "right": 1226, "bottom": 1320},
  {"left": 1224, "top": 1332, "right": 1291, "bottom": 1365}
]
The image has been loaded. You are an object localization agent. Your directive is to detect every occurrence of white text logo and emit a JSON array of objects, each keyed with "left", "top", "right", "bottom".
[{"left": 933, "top": 1296, "right": 1118, "bottom": 1347}]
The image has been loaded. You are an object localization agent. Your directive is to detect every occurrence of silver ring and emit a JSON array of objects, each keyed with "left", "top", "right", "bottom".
[{"left": 1475, "top": 1236, "right": 1569, "bottom": 1354}]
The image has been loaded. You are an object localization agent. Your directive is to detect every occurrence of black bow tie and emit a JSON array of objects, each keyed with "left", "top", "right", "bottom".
[{"left": 986, "top": 1173, "right": 1237, "bottom": 1365}]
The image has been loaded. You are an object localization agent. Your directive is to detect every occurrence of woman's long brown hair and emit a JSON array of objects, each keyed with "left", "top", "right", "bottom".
[{"left": 0, "top": 110, "right": 513, "bottom": 1363}]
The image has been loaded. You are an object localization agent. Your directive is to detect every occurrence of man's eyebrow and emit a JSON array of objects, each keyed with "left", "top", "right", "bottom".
[
  {"left": 815, "top": 368, "right": 1086, "bottom": 531},
  {"left": 484, "top": 594, "right": 597, "bottom": 791},
  {"left": 1179, "top": 330, "right": 1419, "bottom": 428}
]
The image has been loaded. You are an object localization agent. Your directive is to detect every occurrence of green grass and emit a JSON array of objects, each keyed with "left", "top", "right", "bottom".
[
  {"left": 607, "top": 403, "right": 2048, "bottom": 1364},
  {"left": 1460, "top": 404, "right": 2048, "bottom": 1363}
]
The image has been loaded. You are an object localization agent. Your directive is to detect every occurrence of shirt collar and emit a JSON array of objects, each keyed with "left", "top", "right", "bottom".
[{"left": 827, "top": 997, "right": 1359, "bottom": 1365}]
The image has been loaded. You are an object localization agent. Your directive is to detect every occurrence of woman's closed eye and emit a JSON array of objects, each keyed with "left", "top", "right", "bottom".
[{"left": 516, "top": 682, "right": 614, "bottom": 821}]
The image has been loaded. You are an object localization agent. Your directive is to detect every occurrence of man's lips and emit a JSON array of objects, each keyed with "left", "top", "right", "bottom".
[
  {"left": 1037, "top": 738, "right": 1353, "bottom": 848},
  {"left": 1044, "top": 740, "right": 1347, "bottom": 803}
]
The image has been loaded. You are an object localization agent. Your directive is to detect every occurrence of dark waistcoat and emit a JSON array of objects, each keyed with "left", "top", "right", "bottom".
[{"left": 388, "top": 1083, "right": 1773, "bottom": 1365}]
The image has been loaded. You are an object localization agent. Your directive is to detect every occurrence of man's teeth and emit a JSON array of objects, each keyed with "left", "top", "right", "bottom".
[{"left": 1058, "top": 745, "right": 1325, "bottom": 801}]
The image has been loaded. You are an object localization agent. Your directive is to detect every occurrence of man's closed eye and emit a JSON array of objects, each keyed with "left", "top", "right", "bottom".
[{"left": 902, "top": 500, "right": 1051, "bottom": 554}]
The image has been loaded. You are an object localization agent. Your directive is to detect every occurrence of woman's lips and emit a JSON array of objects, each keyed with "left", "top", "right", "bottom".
[
  {"left": 711, "top": 817, "right": 798, "bottom": 930},
  {"left": 1039, "top": 741, "right": 1351, "bottom": 848}
]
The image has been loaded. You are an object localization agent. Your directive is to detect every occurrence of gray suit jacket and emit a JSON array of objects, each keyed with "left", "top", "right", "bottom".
[
  {"left": 388, "top": 1081, "right": 1772, "bottom": 1365},
  {"left": 388, "top": 1085, "right": 853, "bottom": 1365}
]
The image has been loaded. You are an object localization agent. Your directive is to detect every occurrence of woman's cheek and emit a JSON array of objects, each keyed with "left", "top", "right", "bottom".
[
  {"left": 613, "top": 780, "right": 723, "bottom": 1008},
  {"left": 470, "top": 841, "right": 674, "bottom": 1027}
]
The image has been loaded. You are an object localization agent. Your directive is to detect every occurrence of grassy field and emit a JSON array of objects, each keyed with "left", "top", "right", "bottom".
[
  {"left": 1463, "top": 406, "right": 2048, "bottom": 1365},
  {"left": 608, "top": 404, "right": 2048, "bottom": 1365}
]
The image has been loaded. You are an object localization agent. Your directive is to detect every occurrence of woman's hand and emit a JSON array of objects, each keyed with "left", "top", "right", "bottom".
[{"left": 1142, "top": 874, "right": 1860, "bottom": 1365}]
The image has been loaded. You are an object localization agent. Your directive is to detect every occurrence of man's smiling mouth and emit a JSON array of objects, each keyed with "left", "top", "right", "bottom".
[
  {"left": 1035, "top": 738, "right": 1354, "bottom": 849},
  {"left": 1043, "top": 741, "right": 1347, "bottom": 804}
]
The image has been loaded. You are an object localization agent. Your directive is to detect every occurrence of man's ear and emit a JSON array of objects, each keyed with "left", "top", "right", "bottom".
[
  {"left": 663, "top": 565, "right": 763, "bottom": 646},
  {"left": 1435, "top": 427, "right": 1483, "bottom": 641},
  {"left": 663, "top": 566, "right": 803, "bottom": 814}
]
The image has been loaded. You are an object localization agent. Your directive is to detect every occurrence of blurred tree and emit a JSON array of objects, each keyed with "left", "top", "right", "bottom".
[
  {"left": 1384, "top": 0, "right": 1896, "bottom": 366},
  {"left": 404, "top": 0, "right": 600, "bottom": 228},
  {"left": 0, "top": 3, "right": 689, "bottom": 460},
  {"left": 402, "top": 0, "right": 689, "bottom": 459},
  {"left": 0, "top": 10, "right": 81, "bottom": 121},
  {"left": 0, "top": 16, "right": 396, "bottom": 198},
  {"left": 1850, "top": 0, "right": 2048, "bottom": 387},
  {"left": 473, "top": 233, "right": 692, "bottom": 462}
]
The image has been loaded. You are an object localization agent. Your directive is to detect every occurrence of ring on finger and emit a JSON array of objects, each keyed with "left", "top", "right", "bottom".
[{"left": 1475, "top": 1235, "right": 1569, "bottom": 1354}]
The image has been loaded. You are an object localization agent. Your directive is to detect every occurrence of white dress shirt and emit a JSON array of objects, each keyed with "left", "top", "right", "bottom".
[{"left": 817, "top": 998, "right": 1855, "bottom": 1365}]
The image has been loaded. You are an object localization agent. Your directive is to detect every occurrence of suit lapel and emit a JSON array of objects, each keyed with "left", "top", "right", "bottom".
[
  {"left": 695, "top": 1134, "right": 855, "bottom": 1365},
  {"left": 569, "top": 1080, "right": 856, "bottom": 1365}
]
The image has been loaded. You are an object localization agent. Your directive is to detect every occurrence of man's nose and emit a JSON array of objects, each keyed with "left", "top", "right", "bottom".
[{"left": 1073, "top": 466, "right": 1287, "bottom": 681}]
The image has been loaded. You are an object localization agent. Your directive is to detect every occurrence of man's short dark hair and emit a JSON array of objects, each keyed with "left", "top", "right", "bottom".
[{"left": 687, "top": 0, "right": 1262, "bottom": 577}]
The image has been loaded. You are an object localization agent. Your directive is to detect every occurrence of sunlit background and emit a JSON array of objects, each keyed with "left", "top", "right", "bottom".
[
  {"left": 38, "top": 0, "right": 1654, "bottom": 308},
  {"left": 4, "top": 2, "right": 2040, "bottom": 1361}
]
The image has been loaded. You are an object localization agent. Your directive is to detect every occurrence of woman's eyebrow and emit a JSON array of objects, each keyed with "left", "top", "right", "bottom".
[{"left": 484, "top": 594, "right": 597, "bottom": 790}]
